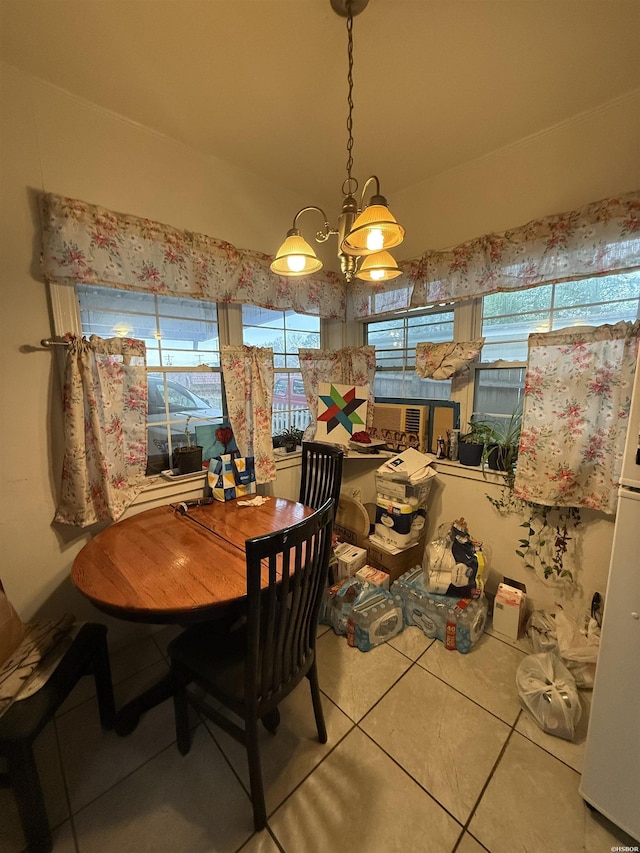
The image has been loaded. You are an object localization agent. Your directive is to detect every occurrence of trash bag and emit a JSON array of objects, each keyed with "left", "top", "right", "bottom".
[
  {"left": 525, "top": 608, "right": 600, "bottom": 688},
  {"left": 516, "top": 652, "right": 582, "bottom": 741},
  {"left": 555, "top": 608, "right": 600, "bottom": 689}
]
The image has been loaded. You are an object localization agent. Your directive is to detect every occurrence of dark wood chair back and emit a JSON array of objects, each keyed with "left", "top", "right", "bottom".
[
  {"left": 244, "top": 497, "right": 334, "bottom": 713},
  {"left": 299, "top": 441, "right": 344, "bottom": 510}
]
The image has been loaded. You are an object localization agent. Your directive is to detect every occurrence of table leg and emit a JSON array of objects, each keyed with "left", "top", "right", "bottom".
[{"left": 114, "top": 672, "right": 175, "bottom": 736}]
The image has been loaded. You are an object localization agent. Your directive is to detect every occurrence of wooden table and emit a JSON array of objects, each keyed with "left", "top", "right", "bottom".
[{"left": 72, "top": 497, "right": 312, "bottom": 732}]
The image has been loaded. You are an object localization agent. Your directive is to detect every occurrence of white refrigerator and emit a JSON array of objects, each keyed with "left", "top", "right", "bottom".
[{"left": 580, "top": 350, "right": 640, "bottom": 842}]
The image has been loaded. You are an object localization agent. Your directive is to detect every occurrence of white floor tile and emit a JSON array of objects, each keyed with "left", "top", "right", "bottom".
[
  {"left": 514, "top": 689, "right": 591, "bottom": 773},
  {"left": 418, "top": 633, "right": 526, "bottom": 724},
  {"left": 210, "top": 678, "right": 353, "bottom": 816},
  {"left": 269, "top": 727, "right": 461, "bottom": 853},
  {"left": 315, "top": 629, "right": 411, "bottom": 721},
  {"left": 361, "top": 666, "right": 510, "bottom": 824},
  {"left": 73, "top": 727, "right": 255, "bottom": 852},
  {"left": 387, "top": 625, "right": 434, "bottom": 660},
  {"left": 57, "top": 660, "right": 177, "bottom": 813},
  {"left": 468, "top": 731, "right": 593, "bottom": 852},
  {"left": 456, "top": 832, "right": 489, "bottom": 853},
  {"left": 238, "top": 829, "right": 283, "bottom": 853}
]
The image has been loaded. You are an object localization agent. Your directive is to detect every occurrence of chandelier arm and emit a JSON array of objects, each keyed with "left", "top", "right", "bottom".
[
  {"left": 358, "top": 175, "right": 381, "bottom": 209},
  {"left": 291, "top": 205, "right": 335, "bottom": 243}
]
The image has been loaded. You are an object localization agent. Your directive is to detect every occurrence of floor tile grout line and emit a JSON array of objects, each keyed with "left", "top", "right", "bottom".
[{"left": 52, "top": 714, "right": 81, "bottom": 853}]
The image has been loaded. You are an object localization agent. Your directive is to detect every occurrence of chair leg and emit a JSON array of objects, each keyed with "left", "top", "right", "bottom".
[
  {"left": 245, "top": 717, "right": 267, "bottom": 831},
  {"left": 6, "top": 741, "right": 52, "bottom": 853},
  {"left": 307, "top": 662, "right": 327, "bottom": 744},
  {"left": 92, "top": 634, "right": 116, "bottom": 731},
  {"left": 261, "top": 707, "right": 280, "bottom": 734},
  {"left": 173, "top": 682, "right": 192, "bottom": 756}
]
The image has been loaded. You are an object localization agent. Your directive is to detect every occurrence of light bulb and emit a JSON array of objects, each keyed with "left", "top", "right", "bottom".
[
  {"left": 287, "top": 255, "right": 306, "bottom": 273},
  {"left": 366, "top": 228, "right": 384, "bottom": 252},
  {"left": 369, "top": 267, "right": 385, "bottom": 281}
]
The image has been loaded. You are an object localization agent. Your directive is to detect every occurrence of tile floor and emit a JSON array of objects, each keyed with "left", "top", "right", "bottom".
[{"left": 2, "top": 621, "right": 638, "bottom": 853}]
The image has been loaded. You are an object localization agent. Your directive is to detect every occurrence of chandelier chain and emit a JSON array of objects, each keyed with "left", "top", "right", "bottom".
[{"left": 345, "top": 1, "right": 355, "bottom": 192}]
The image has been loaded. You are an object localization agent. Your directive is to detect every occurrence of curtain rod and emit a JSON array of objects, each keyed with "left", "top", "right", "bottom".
[{"left": 41, "top": 338, "right": 69, "bottom": 347}]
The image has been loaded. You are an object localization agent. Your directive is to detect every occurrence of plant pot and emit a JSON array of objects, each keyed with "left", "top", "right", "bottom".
[
  {"left": 284, "top": 442, "right": 297, "bottom": 453},
  {"left": 173, "top": 445, "right": 203, "bottom": 475},
  {"left": 487, "top": 445, "right": 517, "bottom": 471},
  {"left": 458, "top": 441, "right": 483, "bottom": 467}
]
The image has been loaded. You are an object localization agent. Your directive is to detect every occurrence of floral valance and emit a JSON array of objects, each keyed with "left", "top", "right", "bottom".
[
  {"left": 39, "top": 193, "right": 347, "bottom": 320},
  {"left": 350, "top": 191, "right": 640, "bottom": 318}
]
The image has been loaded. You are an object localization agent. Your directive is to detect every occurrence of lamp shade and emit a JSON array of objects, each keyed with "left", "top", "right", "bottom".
[
  {"left": 341, "top": 202, "right": 405, "bottom": 256},
  {"left": 355, "top": 250, "right": 402, "bottom": 282},
  {"left": 270, "top": 231, "right": 323, "bottom": 277}
]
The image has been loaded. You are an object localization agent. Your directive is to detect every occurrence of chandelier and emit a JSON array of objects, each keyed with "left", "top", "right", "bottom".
[{"left": 270, "top": 0, "right": 404, "bottom": 283}]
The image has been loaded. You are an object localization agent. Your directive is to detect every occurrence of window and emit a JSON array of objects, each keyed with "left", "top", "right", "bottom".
[
  {"left": 242, "top": 305, "right": 320, "bottom": 433},
  {"left": 77, "top": 284, "right": 223, "bottom": 475},
  {"left": 474, "top": 272, "right": 640, "bottom": 421},
  {"left": 365, "top": 307, "right": 454, "bottom": 400}
]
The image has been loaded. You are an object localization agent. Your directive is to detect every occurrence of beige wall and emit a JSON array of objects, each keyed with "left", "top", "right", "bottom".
[{"left": 1, "top": 63, "right": 634, "bottom": 641}]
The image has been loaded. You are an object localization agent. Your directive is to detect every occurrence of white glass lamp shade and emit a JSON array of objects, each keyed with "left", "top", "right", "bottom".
[
  {"left": 341, "top": 202, "right": 405, "bottom": 256},
  {"left": 270, "top": 231, "right": 323, "bottom": 277},
  {"left": 355, "top": 250, "right": 402, "bottom": 282}
]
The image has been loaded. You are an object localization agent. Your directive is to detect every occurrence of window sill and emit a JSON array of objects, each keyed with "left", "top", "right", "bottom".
[{"left": 433, "top": 458, "right": 509, "bottom": 487}]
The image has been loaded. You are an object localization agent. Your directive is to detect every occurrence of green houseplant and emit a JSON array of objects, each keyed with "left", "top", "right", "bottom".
[
  {"left": 278, "top": 425, "right": 304, "bottom": 453},
  {"left": 481, "top": 406, "right": 522, "bottom": 484}
]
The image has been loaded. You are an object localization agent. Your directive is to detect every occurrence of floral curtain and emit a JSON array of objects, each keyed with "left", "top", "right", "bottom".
[
  {"left": 54, "top": 335, "right": 148, "bottom": 527},
  {"left": 40, "top": 193, "right": 346, "bottom": 320},
  {"left": 416, "top": 339, "right": 485, "bottom": 380},
  {"left": 514, "top": 321, "right": 640, "bottom": 514},
  {"left": 351, "top": 192, "right": 640, "bottom": 319},
  {"left": 220, "top": 346, "right": 276, "bottom": 484},
  {"left": 298, "top": 346, "right": 377, "bottom": 440}
]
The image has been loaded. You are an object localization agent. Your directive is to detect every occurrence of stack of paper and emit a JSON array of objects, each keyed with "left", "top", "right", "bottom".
[{"left": 380, "top": 448, "right": 436, "bottom": 483}]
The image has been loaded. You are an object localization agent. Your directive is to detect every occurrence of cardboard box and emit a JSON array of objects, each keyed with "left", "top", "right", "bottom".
[
  {"left": 493, "top": 581, "right": 527, "bottom": 640},
  {"left": 355, "top": 564, "right": 390, "bottom": 590},
  {"left": 335, "top": 543, "right": 368, "bottom": 581},
  {"left": 366, "top": 534, "right": 426, "bottom": 585}
]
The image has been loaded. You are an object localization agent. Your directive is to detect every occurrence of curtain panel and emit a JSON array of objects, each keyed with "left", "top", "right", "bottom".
[
  {"left": 514, "top": 321, "right": 640, "bottom": 515},
  {"left": 39, "top": 193, "right": 346, "bottom": 321},
  {"left": 298, "top": 346, "right": 377, "bottom": 440},
  {"left": 220, "top": 346, "right": 276, "bottom": 485},
  {"left": 54, "top": 335, "right": 148, "bottom": 527},
  {"left": 351, "top": 191, "right": 640, "bottom": 319}
]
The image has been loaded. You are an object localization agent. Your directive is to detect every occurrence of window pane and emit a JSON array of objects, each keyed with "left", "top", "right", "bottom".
[
  {"left": 473, "top": 368, "right": 526, "bottom": 419},
  {"left": 366, "top": 309, "right": 454, "bottom": 402},
  {"left": 241, "top": 305, "right": 320, "bottom": 433},
  {"left": 77, "top": 284, "right": 221, "bottom": 475}
]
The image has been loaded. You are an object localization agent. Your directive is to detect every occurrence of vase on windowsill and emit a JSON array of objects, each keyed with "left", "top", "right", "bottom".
[{"left": 172, "top": 417, "right": 204, "bottom": 474}]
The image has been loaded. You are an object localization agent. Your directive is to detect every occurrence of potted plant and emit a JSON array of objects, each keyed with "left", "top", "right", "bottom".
[
  {"left": 172, "top": 417, "right": 204, "bottom": 474},
  {"left": 457, "top": 420, "right": 492, "bottom": 467},
  {"left": 278, "top": 425, "right": 304, "bottom": 453},
  {"left": 482, "top": 407, "right": 522, "bottom": 479}
]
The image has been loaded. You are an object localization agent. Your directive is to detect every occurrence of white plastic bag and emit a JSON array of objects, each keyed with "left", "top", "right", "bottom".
[
  {"left": 554, "top": 609, "right": 600, "bottom": 688},
  {"left": 526, "top": 610, "right": 557, "bottom": 654},
  {"left": 516, "top": 652, "right": 582, "bottom": 741}
]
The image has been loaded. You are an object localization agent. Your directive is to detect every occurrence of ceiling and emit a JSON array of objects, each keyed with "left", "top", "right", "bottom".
[{"left": 2, "top": 0, "right": 639, "bottom": 212}]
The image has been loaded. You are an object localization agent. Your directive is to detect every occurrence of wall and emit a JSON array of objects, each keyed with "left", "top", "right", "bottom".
[
  {"left": 0, "top": 64, "right": 312, "bottom": 642},
  {"left": 394, "top": 89, "right": 640, "bottom": 259},
  {"left": 1, "top": 63, "right": 633, "bottom": 642}
]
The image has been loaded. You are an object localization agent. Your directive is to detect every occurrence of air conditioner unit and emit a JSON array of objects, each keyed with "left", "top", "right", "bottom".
[{"left": 371, "top": 403, "right": 429, "bottom": 452}]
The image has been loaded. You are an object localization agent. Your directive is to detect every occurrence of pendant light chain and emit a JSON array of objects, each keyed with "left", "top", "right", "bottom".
[{"left": 345, "top": 2, "right": 356, "bottom": 194}]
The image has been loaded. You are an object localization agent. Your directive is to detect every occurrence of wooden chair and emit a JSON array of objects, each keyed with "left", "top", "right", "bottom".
[
  {"left": 299, "top": 441, "right": 344, "bottom": 510},
  {"left": 0, "top": 618, "right": 115, "bottom": 853},
  {"left": 168, "top": 498, "right": 334, "bottom": 831}
]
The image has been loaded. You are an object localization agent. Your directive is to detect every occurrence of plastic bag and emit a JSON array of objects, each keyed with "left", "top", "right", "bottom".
[
  {"left": 423, "top": 518, "right": 484, "bottom": 598},
  {"left": 555, "top": 609, "right": 600, "bottom": 689},
  {"left": 516, "top": 652, "right": 582, "bottom": 741},
  {"left": 526, "top": 608, "right": 600, "bottom": 688},
  {"left": 320, "top": 577, "right": 362, "bottom": 636}
]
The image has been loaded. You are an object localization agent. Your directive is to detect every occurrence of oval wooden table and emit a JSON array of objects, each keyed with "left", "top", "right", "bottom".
[{"left": 72, "top": 497, "right": 313, "bottom": 733}]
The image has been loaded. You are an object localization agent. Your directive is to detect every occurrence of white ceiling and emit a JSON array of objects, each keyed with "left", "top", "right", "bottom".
[{"left": 2, "top": 0, "right": 639, "bottom": 211}]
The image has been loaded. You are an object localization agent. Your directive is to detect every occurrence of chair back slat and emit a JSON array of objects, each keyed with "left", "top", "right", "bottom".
[
  {"left": 299, "top": 442, "right": 344, "bottom": 510},
  {"left": 245, "top": 499, "right": 333, "bottom": 708}
]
